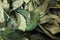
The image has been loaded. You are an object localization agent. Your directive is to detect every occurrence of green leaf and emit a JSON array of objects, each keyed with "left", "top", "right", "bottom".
[
  {"left": 16, "top": 8, "right": 39, "bottom": 31},
  {"left": 25, "top": 11, "right": 40, "bottom": 31},
  {"left": 16, "top": 8, "right": 30, "bottom": 24}
]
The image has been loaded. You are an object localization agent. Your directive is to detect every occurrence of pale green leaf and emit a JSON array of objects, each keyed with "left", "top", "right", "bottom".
[
  {"left": 17, "top": 13, "right": 27, "bottom": 31},
  {"left": 16, "top": 9, "right": 30, "bottom": 24}
]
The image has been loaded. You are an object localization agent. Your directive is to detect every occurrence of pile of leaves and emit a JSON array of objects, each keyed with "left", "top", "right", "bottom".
[{"left": 0, "top": 0, "right": 60, "bottom": 40}]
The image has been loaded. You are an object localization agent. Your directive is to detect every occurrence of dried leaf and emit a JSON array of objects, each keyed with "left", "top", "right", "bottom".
[
  {"left": 33, "top": 0, "right": 40, "bottom": 5},
  {"left": 40, "top": 15, "right": 51, "bottom": 24},
  {"left": 39, "top": 24, "right": 59, "bottom": 39},
  {"left": 0, "top": 0, "right": 5, "bottom": 23},
  {"left": 28, "top": 1, "right": 34, "bottom": 12},
  {"left": 12, "top": 0, "right": 23, "bottom": 10},
  {"left": 49, "top": 14, "right": 60, "bottom": 23},
  {"left": 23, "top": 0, "right": 30, "bottom": 4},
  {"left": 3, "top": 0, "right": 10, "bottom": 9},
  {"left": 34, "top": 0, "right": 50, "bottom": 17},
  {"left": 44, "top": 24, "right": 60, "bottom": 34}
]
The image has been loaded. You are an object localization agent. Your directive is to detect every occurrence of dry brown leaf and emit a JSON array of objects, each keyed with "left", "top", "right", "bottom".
[
  {"left": 45, "top": 24, "right": 60, "bottom": 34},
  {"left": 33, "top": 0, "right": 40, "bottom": 5},
  {"left": 23, "top": 0, "right": 30, "bottom": 4},
  {"left": 40, "top": 15, "right": 51, "bottom": 24},
  {"left": 3, "top": 0, "right": 10, "bottom": 9},
  {"left": 49, "top": 14, "right": 60, "bottom": 23},
  {"left": 0, "top": 0, "right": 5, "bottom": 23},
  {"left": 12, "top": 0, "right": 24, "bottom": 10},
  {"left": 28, "top": 1, "right": 34, "bottom": 12}
]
